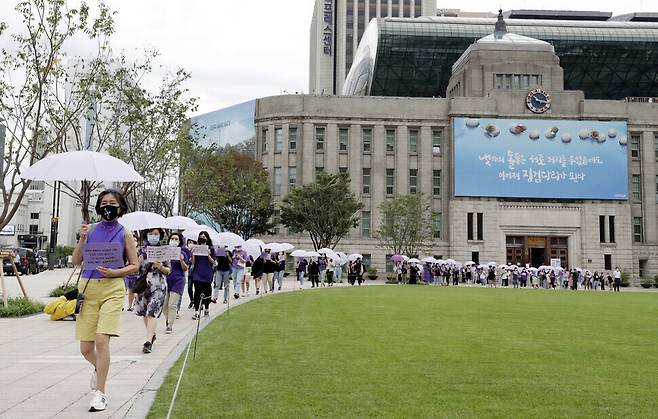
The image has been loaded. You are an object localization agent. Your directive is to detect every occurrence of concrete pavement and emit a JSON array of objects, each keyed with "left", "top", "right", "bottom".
[{"left": 0, "top": 269, "right": 329, "bottom": 419}]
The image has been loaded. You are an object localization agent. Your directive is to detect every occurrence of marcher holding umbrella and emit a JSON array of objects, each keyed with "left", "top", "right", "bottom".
[
  {"left": 72, "top": 189, "right": 139, "bottom": 412},
  {"left": 274, "top": 252, "right": 286, "bottom": 291},
  {"left": 185, "top": 238, "right": 197, "bottom": 308},
  {"left": 164, "top": 233, "right": 190, "bottom": 334},
  {"left": 308, "top": 258, "right": 320, "bottom": 288},
  {"left": 296, "top": 257, "right": 307, "bottom": 289},
  {"left": 135, "top": 228, "right": 170, "bottom": 353},
  {"left": 262, "top": 249, "right": 276, "bottom": 293},
  {"left": 191, "top": 231, "right": 215, "bottom": 318},
  {"left": 253, "top": 253, "right": 265, "bottom": 295},
  {"left": 212, "top": 246, "right": 232, "bottom": 303},
  {"left": 230, "top": 244, "right": 248, "bottom": 299}
]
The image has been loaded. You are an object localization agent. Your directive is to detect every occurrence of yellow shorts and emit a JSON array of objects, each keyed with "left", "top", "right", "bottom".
[{"left": 75, "top": 277, "right": 125, "bottom": 341}]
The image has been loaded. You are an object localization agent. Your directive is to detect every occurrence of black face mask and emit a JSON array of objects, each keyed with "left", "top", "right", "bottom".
[
  {"left": 198, "top": 237, "right": 207, "bottom": 244},
  {"left": 99, "top": 205, "right": 120, "bottom": 221}
]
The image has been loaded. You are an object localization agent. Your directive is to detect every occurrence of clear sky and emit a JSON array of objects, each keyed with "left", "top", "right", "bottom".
[{"left": 0, "top": 0, "right": 656, "bottom": 115}]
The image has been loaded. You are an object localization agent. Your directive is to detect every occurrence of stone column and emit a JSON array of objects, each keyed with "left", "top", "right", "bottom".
[
  {"left": 641, "top": 131, "right": 657, "bottom": 243},
  {"left": 301, "top": 123, "right": 315, "bottom": 185}
]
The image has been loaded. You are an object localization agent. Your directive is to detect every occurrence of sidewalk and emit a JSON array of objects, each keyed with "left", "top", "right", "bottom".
[{"left": 0, "top": 269, "right": 336, "bottom": 419}]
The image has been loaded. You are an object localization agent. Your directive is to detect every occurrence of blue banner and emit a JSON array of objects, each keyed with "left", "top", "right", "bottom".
[{"left": 453, "top": 117, "right": 628, "bottom": 200}]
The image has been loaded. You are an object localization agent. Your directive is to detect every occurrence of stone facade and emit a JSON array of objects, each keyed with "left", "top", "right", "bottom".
[{"left": 258, "top": 29, "right": 658, "bottom": 283}]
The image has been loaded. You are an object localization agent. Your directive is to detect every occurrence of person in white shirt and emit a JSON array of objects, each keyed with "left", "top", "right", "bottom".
[{"left": 613, "top": 268, "right": 622, "bottom": 292}]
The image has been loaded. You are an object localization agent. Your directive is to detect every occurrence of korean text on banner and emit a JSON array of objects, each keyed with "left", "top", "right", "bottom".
[{"left": 83, "top": 243, "right": 124, "bottom": 270}]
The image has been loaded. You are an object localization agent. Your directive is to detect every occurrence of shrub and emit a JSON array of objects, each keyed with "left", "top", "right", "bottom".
[
  {"left": 49, "top": 283, "right": 77, "bottom": 297},
  {"left": 367, "top": 267, "right": 378, "bottom": 279},
  {"left": 0, "top": 296, "right": 45, "bottom": 318},
  {"left": 641, "top": 278, "right": 654, "bottom": 288},
  {"left": 654, "top": 275, "right": 658, "bottom": 288},
  {"left": 385, "top": 273, "right": 398, "bottom": 284},
  {"left": 56, "top": 245, "right": 75, "bottom": 258},
  {"left": 621, "top": 271, "right": 630, "bottom": 287}
]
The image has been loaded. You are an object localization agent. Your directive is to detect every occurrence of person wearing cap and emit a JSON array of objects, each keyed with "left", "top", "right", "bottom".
[{"left": 230, "top": 245, "right": 248, "bottom": 299}]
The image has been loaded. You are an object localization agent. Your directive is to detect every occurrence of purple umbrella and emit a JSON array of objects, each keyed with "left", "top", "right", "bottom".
[{"left": 390, "top": 254, "right": 405, "bottom": 262}]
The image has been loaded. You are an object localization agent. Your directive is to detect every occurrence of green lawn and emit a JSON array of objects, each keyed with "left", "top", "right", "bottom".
[{"left": 149, "top": 286, "right": 658, "bottom": 418}]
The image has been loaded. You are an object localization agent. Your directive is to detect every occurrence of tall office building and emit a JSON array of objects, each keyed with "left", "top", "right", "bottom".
[{"left": 309, "top": 0, "right": 436, "bottom": 95}]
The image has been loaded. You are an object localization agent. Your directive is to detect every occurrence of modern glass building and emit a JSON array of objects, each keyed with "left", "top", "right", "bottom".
[{"left": 343, "top": 16, "right": 658, "bottom": 99}]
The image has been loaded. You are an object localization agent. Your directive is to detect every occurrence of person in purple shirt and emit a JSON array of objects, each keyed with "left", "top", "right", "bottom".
[
  {"left": 191, "top": 231, "right": 216, "bottom": 319},
  {"left": 230, "top": 244, "right": 248, "bottom": 299},
  {"left": 164, "top": 232, "right": 190, "bottom": 334}
]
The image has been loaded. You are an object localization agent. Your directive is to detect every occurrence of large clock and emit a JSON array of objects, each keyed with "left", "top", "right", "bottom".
[{"left": 526, "top": 88, "right": 551, "bottom": 113}]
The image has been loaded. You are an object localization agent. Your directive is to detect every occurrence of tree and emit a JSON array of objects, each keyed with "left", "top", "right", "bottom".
[
  {"left": 280, "top": 172, "right": 362, "bottom": 250},
  {"left": 377, "top": 193, "right": 436, "bottom": 256},
  {"left": 180, "top": 149, "right": 274, "bottom": 239},
  {"left": 0, "top": 0, "right": 114, "bottom": 229}
]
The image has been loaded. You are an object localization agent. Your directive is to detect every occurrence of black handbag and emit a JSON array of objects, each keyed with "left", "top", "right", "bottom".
[{"left": 132, "top": 271, "right": 149, "bottom": 294}]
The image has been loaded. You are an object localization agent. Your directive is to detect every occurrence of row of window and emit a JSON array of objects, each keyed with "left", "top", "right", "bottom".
[
  {"left": 262, "top": 126, "right": 443, "bottom": 155},
  {"left": 494, "top": 73, "right": 543, "bottom": 90}
]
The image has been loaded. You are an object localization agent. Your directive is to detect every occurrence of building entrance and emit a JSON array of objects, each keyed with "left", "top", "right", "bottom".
[{"left": 506, "top": 236, "right": 568, "bottom": 268}]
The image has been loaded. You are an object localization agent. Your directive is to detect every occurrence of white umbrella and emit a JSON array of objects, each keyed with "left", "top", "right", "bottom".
[
  {"left": 465, "top": 261, "right": 476, "bottom": 266},
  {"left": 317, "top": 247, "right": 333, "bottom": 254},
  {"left": 497, "top": 264, "right": 507, "bottom": 270},
  {"left": 445, "top": 258, "right": 456, "bottom": 264},
  {"left": 290, "top": 250, "right": 307, "bottom": 258},
  {"left": 20, "top": 150, "right": 144, "bottom": 182},
  {"left": 218, "top": 232, "right": 245, "bottom": 248},
  {"left": 278, "top": 243, "right": 295, "bottom": 252},
  {"left": 408, "top": 258, "right": 421, "bottom": 264},
  {"left": 487, "top": 261, "right": 497, "bottom": 267},
  {"left": 552, "top": 266, "right": 564, "bottom": 272},
  {"left": 119, "top": 211, "right": 167, "bottom": 231},
  {"left": 243, "top": 240, "right": 263, "bottom": 260},
  {"left": 182, "top": 227, "right": 222, "bottom": 244},
  {"left": 305, "top": 251, "right": 320, "bottom": 258},
  {"left": 528, "top": 267, "right": 538, "bottom": 272},
  {"left": 164, "top": 216, "right": 198, "bottom": 230},
  {"left": 453, "top": 262, "right": 463, "bottom": 269},
  {"left": 336, "top": 251, "right": 348, "bottom": 266},
  {"left": 401, "top": 255, "right": 409, "bottom": 262},
  {"left": 421, "top": 256, "right": 436, "bottom": 263},
  {"left": 348, "top": 253, "right": 363, "bottom": 261},
  {"left": 325, "top": 252, "right": 341, "bottom": 263}
]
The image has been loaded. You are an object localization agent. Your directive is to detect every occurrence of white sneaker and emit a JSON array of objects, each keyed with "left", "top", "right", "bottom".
[
  {"left": 90, "top": 369, "right": 97, "bottom": 390},
  {"left": 89, "top": 390, "right": 107, "bottom": 412}
]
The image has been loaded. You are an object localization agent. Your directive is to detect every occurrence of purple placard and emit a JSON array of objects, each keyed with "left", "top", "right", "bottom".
[{"left": 83, "top": 243, "right": 124, "bottom": 270}]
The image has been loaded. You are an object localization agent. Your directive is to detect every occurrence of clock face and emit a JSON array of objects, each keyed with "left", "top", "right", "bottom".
[{"left": 526, "top": 89, "right": 551, "bottom": 113}]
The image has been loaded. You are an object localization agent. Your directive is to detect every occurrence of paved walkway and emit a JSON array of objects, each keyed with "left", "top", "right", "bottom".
[{"left": 0, "top": 269, "right": 347, "bottom": 419}]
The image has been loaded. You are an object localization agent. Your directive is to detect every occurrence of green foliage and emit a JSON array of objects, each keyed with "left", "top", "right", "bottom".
[
  {"left": 49, "top": 283, "right": 77, "bottom": 297},
  {"left": 55, "top": 245, "right": 74, "bottom": 257},
  {"left": 0, "top": 296, "right": 45, "bottom": 318},
  {"left": 385, "top": 273, "right": 398, "bottom": 284},
  {"left": 621, "top": 271, "right": 630, "bottom": 287},
  {"left": 377, "top": 193, "right": 436, "bottom": 256},
  {"left": 367, "top": 267, "right": 378, "bottom": 278},
  {"left": 280, "top": 172, "right": 362, "bottom": 250},
  {"left": 181, "top": 149, "right": 274, "bottom": 238},
  {"left": 640, "top": 278, "right": 654, "bottom": 288}
]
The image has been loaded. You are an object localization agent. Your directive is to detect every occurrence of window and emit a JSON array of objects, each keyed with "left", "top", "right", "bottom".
[
  {"left": 30, "top": 212, "right": 39, "bottom": 220},
  {"left": 656, "top": 175, "right": 658, "bottom": 201},
  {"left": 362, "top": 128, "right": 372, "bottom": 152},
  {"left": 315, "top": 127, "right": 325, "bottom": 151},
  {"left": 432, "top": 129, "right": 441, "bottom": 154},
  {"left": 339, "top": 128, "right": 349, "bottom": 151},
  {"left": 634, "top": 217, "right": 643, "bottom": 242},
  {"left": 471, "top": 251, "right": 479, "bottom": 265},
  {"left": 288, "top": 166, "right": 297, "bottom": 188},
  {"left": 504, "top": 74, "right": 512, "bottom": 89},
  {"left": 655, "top": 134, "right": 658, "bottom": 159},
  {"left": 273, "top": 167, "right": 281, "bottom": 195},
  {"left": 29, "top": 225, "right": 39, "bottom": 234},
  {"left": 29, "top": 181, "right": 45, "bottom": 190},
  {"left": 433, "top": 213, "right": 442, "bottom": 239},
  {"left": 531, "top": 74, "right": 541, "bottom": 86},
  {"left": 632, "top": 175, "right": 641, "bottom": 200},
  {"left": 362, "top": 168, "right": 371, "bottom": 195},
  {"left": 272, "top": 209, "right": 281, "bottom": 235},
  {"left": 604, "top": 254, "right": 612, "bottom": 271},
  {"left": 288, "top": 127, "right": 297, "bottom": 151},
  {"left": 609, "top": 216, "right": 615, "bottom": 243},
  {"left": 630, "top": 134, "right": 640, "bottom": 158},
  {"left": 495, "top": 74, "right": 503, "bottom": 89},
  {"left": 599, "top": 215, "right": 606, "bottom": 243},
  {"left": 409, "top": 169, "right": 418, "bottom": 194},
  {"left": 639, "top": 259, "right": 647, "bottom": 278},
  {"left": 476, "top": 213, "right": 483, "bottom": 241},
  {"left": 339, "top": 166, "right": 348, "bottom": 174},
  {"left": 261, "top": 128, "right": 268, "bottom": 154},
  {"left": 386, "top": 254, "right": 394, "bottom": 273},
  {"left": 361, "top": 211, "right": 371, "bottom": 238},
  {"left": 274, "top": 128, "right": 283, "bottom": 152},
  {"left": 467, "top": 213, "right": 474, "bottom": 240},
  {"left": 521, "top": 75, "right": 529, "bottom": 89},
  {"left": 315, "top": 167, "right": 324, "bottom": 179},
  {"left": 386, "top": 169, "right": 394, "bottom": 195},
  {"left": 386, "top": 129, "right": 395, "bottom": 153},
  {"left": 408, "top": 129, "right": 418, "bottom": 153},
  {"left": 433, "top": 170, "right": 441, "bottom": 196}
]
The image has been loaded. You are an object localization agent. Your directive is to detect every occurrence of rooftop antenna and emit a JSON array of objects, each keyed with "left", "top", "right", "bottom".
[{"left": 494, "top": 9, "right": 507, "bottom": 39}]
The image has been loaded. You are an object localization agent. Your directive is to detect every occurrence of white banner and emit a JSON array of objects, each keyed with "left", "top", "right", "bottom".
[{"left": 146, "top": 246, "right": 182, "bottom": 262}]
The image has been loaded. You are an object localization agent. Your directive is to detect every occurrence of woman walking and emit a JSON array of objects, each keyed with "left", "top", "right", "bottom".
[
  {"left": 135, "top": 228, "right": 170, "bottom": 353},
  {"left": 191, "top": 231, "right": 215, "bottom": 319},
  {"left": 164, "top": 232, "right": 189, "bottom": 334},
  {"left": 185, "top": 238, "right": 197, "bottom": 309},
  {"left": 212, "top": 246, "right": 232, "bottom": 303},
  {"left": 72, "top": 189, "right": 139, "bottom": 412},
  {"left": 296, "top": 257, "right": 307, "bottom": 289},
  {"left": 308, "top": 258, "right": 320, "bottom": 288},
  {"left": 230, "top": 244, "right": 248, "bottom": 299}
]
